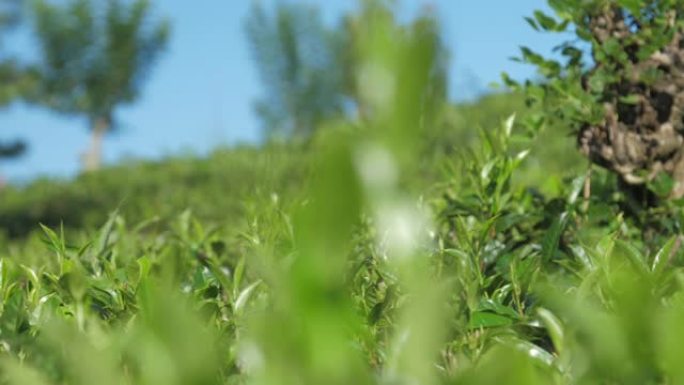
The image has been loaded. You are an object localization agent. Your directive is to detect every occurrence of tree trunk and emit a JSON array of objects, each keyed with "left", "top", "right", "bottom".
[{"left": 82, "top": 117, "right": 109, "bottom": 172}]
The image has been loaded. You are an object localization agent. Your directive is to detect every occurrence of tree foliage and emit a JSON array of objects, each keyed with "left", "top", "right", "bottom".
[
  {"left": 30, "top": 0, "right": 169, "bottom": 170},
  {"left": 342, "top": 0, "right": 449, "bottom": 123},
  {"left": 245, "top": 0, "right": 449, "bottom": 139},
  {"left": 245, "top": 2, "right": 346, "bottom": 138}
]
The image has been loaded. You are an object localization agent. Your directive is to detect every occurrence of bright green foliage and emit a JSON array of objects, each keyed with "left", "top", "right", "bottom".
[
  {"left": 0, "top": 212, "right": 249, "bottom": 384},
  {"left": 5, "top": 113, "right": 684, "bottom": 384},
  {"left": 5, "top": 2, "right": 684, "bottom": 384}
]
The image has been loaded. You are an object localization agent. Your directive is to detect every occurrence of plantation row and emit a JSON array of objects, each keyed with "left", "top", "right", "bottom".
[
  {"left": 0, "top": 92, "right": 580, "bottom": 241},
  {"left": 0, "top": 113, "right": 681, "bottom": 384}
]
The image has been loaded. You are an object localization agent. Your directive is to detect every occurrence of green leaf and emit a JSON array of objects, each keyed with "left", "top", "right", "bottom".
[
  {"left": 478, "top": 298, "right": 520, "bottom": 319},
  {"left": 524, "top": 16, "right": 539, "bottom": 31},
  {"left": 533, "top": 10, "right": 560, "bottom": 31},
  {"left": 570, "top": 244, "right": 595, "bottom": 271},
  {"left": 537, "top": 307, "right": 564, "bottom": 355},
  {"left": 648, "top": 172, "right": 674, "bottom": 198},
  {"left": 233, "top": 256, "right": 246, "bottom": 296},
  {"left": 614, "top": 239, "right": 649, "bottom": 274},
  {"left": 469, "top": 311, "right": 514, "bottom": 329},
  {"left": 541, "top": 213, "right": 568, "bottom": 261},
  {"left": 509, "top": 339, "right": 555, "bottom": 368},
  {"left": 652, "top": 236, "right": 679, "bottom": 274},
  {"left": 234, "top": 280, "right": 261, "bottom": 315},
  {"left": 567, "top": 174, "right": 587, "bottom": 206},
  {"left": 39, "top": 223, "right": 65, "bottom": 257},
  {"left": 617, "top": 0, "right": 641, "bottom": 14},
  {"left": 96, "top": 210, "right": 119, "bottom": 259},
  {"left": 619, "top": 94, "right": 640, "bottom": 105},
  {"left": 504, "top": 113, "right": 516, "bottom": 137},
  {"left": 136, "top": 255, "right": 152, "bottom": 285}
]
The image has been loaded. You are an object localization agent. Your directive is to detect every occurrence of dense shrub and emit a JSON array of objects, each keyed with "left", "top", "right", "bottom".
[{"left": 0, "top": 144, "right": 310, "bottom": 238}]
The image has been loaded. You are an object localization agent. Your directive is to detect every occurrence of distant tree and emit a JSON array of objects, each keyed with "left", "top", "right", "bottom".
[
  {"left": 30, "top": 0, "right": 169, "bottom": 171},
  {"left": 245, "top": 1, "right": 449, "bottom": 138},
  {"left": 341, "top": 0, "right": 449, "bottom": 122},
  {"left": 245, "top": 2, "right": 346, "bottom": 138}
]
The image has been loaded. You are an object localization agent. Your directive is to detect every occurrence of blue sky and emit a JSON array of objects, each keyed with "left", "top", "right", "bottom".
[{"left": 0, "top": 0, "right": 563, "bottom": 182}]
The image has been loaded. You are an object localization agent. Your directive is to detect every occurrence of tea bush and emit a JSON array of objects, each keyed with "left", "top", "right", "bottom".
[{"left": 3, "top": 112, "right": 684, "bottom": 384}]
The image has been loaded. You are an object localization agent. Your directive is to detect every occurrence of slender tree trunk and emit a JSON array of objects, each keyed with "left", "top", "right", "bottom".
[{"left": 82, "top": 117, "right": 109, "bottom": 172}]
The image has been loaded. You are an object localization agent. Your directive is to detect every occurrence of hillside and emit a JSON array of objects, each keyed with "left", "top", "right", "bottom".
[
  {"left": 0, "top": 92, "right": 583, "bottom": 240},
  {"left": 0, "top": 89, "right": 680, "bottom": 385}
]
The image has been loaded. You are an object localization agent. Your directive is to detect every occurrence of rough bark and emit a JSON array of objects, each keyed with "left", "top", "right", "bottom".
[{"left": 578, "top": 6, "right": 684, "bottom": 198}]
